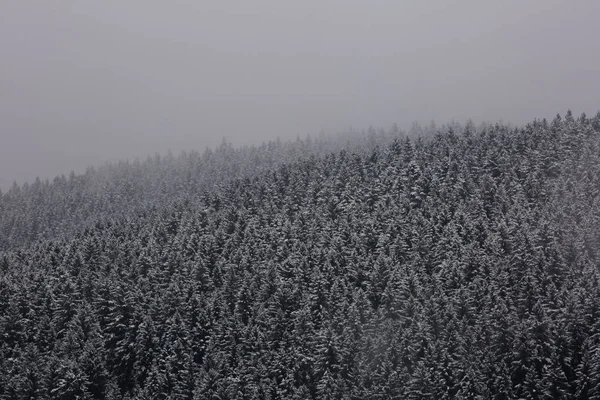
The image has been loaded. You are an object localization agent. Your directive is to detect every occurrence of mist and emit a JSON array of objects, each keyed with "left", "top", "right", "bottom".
[{"left": 1, "top": 0, "right": 599, "bottom": 190}]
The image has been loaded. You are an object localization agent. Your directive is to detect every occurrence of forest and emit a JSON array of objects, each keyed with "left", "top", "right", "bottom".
[{"left": 1, "top": 111, "right": 600, "bottom": 399}]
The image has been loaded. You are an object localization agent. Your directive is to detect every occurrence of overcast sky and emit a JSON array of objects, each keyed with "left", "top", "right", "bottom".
[{"left": 1, "top": 0, "right": 599, "bottom": 189}]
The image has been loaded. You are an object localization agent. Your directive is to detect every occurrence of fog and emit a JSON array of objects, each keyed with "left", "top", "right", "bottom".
[{"left": 1, "top": 0, "right": 599, "bottom": 190}]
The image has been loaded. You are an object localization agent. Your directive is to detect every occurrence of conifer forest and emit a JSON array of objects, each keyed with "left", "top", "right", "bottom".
[{"left": 2, "top": 111, "right": 600, "bottom": 399}]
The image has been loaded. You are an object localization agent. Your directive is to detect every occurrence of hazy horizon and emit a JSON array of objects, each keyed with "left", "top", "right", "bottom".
[{"left": 2, "top": 0, "right": 599, "bottom": 190}]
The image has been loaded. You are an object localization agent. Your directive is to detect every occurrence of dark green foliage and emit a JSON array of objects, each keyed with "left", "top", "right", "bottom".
[{"left": 1, "top": 114, "right": 600, "bottom": 398}]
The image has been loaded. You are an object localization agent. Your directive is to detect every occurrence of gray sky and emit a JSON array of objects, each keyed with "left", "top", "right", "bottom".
[{"left": 1, "top": 0, "right": 599, "bottom": 190}]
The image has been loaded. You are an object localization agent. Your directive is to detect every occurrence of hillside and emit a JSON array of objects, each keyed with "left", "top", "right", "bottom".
[{"left": 1, "top": 112, "right": 600, "bottom": 399}]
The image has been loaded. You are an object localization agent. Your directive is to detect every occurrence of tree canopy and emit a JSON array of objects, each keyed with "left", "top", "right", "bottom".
[{"left": 1, "top": 112, "right": 600, "bottom": 398}]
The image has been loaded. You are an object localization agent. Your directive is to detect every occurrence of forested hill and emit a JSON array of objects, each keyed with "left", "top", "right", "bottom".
[
  {"left": 2, "top": 111, "right": 600, "bottom": 398},
  {"left": 0, "top": 128, "right": 404, "bottom": 252}
]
